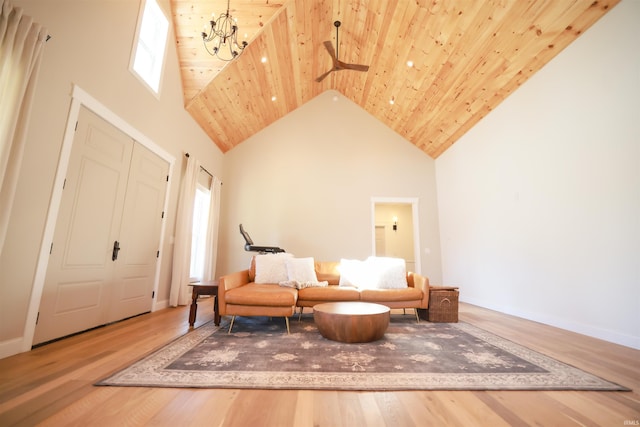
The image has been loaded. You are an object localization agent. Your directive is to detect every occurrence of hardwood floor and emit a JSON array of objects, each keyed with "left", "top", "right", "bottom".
[{"left": 0, "top": 302, "right": 638, "bottom": 426}]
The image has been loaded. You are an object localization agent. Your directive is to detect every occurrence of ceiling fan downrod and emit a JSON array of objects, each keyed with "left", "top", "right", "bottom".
[{"left": 334, "top": 20, "right": 341, "bottom": 60}]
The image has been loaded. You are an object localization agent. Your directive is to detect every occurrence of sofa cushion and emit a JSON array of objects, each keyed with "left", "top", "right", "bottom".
[
  {"left": 254, "top": 253, "right": 294, "bottom": 284},
  {"left": 286, "top": 257, "right": 318, "bottom": 283},
  {"left": 314, "top": 261, "right": 340, "bottom": 285},
  {"left": 297, "top": 285, "right": 360, "bottom": 301},
  {"left": 360, "top": 287, "right": 422, "bottom": 302},
  {"left": 225, "top": 283, "right": 297, "bottom": 307}
]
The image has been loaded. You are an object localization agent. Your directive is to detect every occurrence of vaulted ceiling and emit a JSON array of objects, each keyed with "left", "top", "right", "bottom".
[{"left": 170, "top": 0, "right": 618, "bottom": 158}]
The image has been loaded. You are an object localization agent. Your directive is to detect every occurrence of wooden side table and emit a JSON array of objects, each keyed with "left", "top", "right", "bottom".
[{"left": 188, "top": 280, "right": 220, "bottom": 327}]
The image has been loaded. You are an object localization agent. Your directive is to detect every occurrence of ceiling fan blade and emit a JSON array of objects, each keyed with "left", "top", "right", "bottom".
[
  {"left": 323, "top": 41, "right": 338, "bottom": 65},
  {"left": 337, "top": 60, "right": 369, "bottom": 72},
  {"left": 315, "top": 68, "right": 334, "bottom": 83}
]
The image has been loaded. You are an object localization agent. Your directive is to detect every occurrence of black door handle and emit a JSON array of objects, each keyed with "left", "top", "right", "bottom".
[{"left": 112, "top": 240, "right": 121, "bottom": 261}]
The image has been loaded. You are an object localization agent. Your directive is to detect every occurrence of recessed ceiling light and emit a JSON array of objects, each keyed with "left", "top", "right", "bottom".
[
  {"left": 406, "top": 60, "right": 414, "bottom": 67},
  {"left": 261, "top": 56, "right": 267, "bottom": 63},
  {"left": 271, "top": 95, "right": 277, "bottom": 101},
  {"left": 389, "top": 97, "right": 395, "bottom": 105}
]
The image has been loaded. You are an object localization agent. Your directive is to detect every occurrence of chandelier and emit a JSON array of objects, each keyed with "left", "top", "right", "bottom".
[{"left": 201, "top": 0, "right": 248, "bottom": 61}]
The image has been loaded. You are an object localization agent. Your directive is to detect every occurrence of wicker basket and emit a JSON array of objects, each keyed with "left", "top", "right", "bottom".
[{"left": 428, "top": 288, "right": 459, "bottom": 323}]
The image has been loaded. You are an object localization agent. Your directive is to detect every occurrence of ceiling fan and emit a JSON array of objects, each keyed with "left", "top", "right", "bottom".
[{"left": 316, "top": 20, "right": 370, "bottom": 83}]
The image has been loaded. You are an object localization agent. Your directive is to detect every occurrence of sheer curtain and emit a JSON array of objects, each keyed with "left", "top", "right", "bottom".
[
  {"left": 169, "top": 155, "right": 198, "bottom": 307},
  {"left": 202, "top": 176, "right": 222, "bottom": 281},
  {"left": 0, "top": 1, "right": 47, "bottom": 257}
]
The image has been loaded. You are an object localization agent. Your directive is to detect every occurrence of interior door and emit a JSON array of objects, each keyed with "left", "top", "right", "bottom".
[
  {"left": 34, "top": 107, "right": 133, "bottom": 344},
  {"left": 34, "top": 107, "right": 169, "bottom": 344},
  {"left": 375, "top": 225, "right": 386, "bottom": 256},
  {"left": 108, "top": 143, "right": 168, "bottom": 322}
]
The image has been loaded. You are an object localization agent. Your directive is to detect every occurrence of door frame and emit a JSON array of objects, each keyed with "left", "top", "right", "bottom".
[
  {"left": 370, "top": 197, "right": 421, "bottom": 274},
  {"left": 23, "top": 85, "right": 175, "bottom": 351}
]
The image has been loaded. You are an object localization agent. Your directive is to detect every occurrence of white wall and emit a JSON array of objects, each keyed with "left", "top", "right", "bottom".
[
  {"left": 219, "top": 90, "right": 443, "bottom": 282},
  {"left": 436, "top": 0, "right": 639, "bottom": 349},
  {"left": 0, "top": 0, "right": 223, "bottom": 358}
]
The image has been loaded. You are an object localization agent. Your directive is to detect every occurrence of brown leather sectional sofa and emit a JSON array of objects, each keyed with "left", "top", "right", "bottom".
[{"left": 218, "top": 258, "right": 430, "bottom": 333}]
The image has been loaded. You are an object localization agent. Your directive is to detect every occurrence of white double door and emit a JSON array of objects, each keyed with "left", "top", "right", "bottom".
[{"left": 34, "top": 107, "right": 168, "bottom": 345}]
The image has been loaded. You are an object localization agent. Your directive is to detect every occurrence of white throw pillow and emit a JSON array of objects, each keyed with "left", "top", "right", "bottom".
[
  {"left": 254, "top": 253, "right": 294, "bottom": 284},
  {"left": 286, "top": 257, "right": 318, "bottom": 283},
  {"left": 338, "top": 259, "right": 365, "bottom": 287},
  {"left": 365, "top": 256, "right": 408, "bottom": 289}
]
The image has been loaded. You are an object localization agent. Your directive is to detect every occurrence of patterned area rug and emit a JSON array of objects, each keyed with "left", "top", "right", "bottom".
[{"left": 97, "top": 315, "right": 627, "bottom": 391}]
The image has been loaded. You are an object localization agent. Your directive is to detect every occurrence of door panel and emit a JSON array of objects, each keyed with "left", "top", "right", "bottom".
[
  {"left": 54, "top": 281, "right": 102, "bottom": 313},
  {"left": 34, "top": 108, "right": 134, "bottom": 344},
  {"left": 109, "top": 141, "right": 168, "bottom": 322},
  {"left": 65, "top": 157, "right": 125, "bottom": 266}
]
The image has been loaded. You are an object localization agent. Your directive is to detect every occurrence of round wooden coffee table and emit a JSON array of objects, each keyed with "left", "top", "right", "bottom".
[{"left": 313, "top": 302, "right": 390, "bottom": 343}]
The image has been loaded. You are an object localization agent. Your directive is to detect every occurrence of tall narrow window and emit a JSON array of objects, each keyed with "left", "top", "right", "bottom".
[
  {"left": 130, "top": 0, "right": 169, "bottom": 96},
  {"left": 190, "top": 184, "right": 211, "bottom": 281}
]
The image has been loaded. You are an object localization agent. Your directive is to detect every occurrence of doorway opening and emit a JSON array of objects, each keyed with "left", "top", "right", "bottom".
[{"left": 371, "top": 197, "right": 420, "bottom": 274}]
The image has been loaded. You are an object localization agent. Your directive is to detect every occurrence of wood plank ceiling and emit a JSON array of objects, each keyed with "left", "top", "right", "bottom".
[{"left": 170, "top": 0, "right": 618, "bottom": 158}]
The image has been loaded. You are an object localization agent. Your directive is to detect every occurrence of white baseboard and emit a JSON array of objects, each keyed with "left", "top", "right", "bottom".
[
  {"left": 461, "top": 296, "right": 640, "bottom": 350},
  {"left": 0, "top": 336, "right": 26, "bottom": 360},
  {"left": 2, "top": 299, "right": 173, "bottom": 361},
  {"left": 154, "top": 299, "right": 169, "bottom": 311}
]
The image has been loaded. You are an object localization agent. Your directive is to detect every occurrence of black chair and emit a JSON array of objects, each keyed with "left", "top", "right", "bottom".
[{"left": 239, "top": 224, "right": 285, "bottom": 254}]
